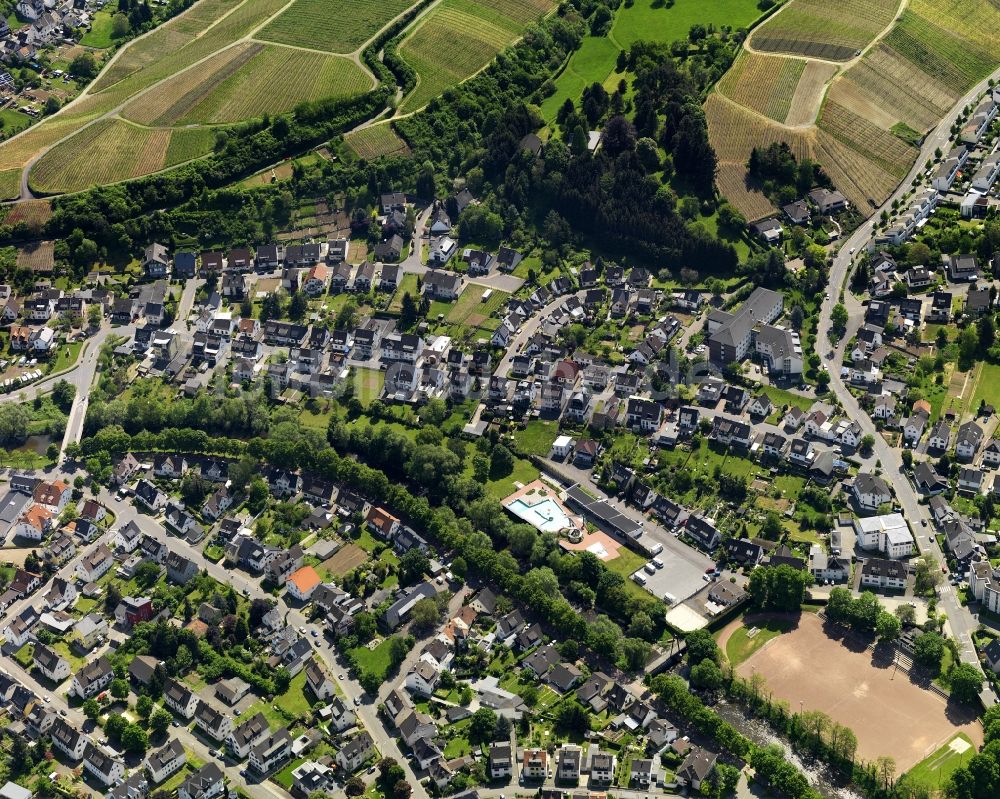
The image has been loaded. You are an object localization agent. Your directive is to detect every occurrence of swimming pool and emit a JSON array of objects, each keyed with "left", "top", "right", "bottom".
[{"left": 505, "top": 495, "right": 574, "bottom": 533}]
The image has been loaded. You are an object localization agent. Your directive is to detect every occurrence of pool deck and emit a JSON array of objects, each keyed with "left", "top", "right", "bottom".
[
  {"left": 501, "top": 479, "right": 584, "bottom": 534},
  {"left": 557, "top": 530, "right": 622, "bottom": 561}
]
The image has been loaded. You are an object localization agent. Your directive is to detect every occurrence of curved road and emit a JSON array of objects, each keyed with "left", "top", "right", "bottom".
[{"left": 817, "top": 67, "right": 1000, "bottom": 706}]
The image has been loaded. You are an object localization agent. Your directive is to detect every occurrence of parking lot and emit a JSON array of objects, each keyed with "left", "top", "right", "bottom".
[{"left": 632, "top": 525, "right": 715, "bottom": 602}]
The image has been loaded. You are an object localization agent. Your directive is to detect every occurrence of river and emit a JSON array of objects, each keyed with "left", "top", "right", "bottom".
[{"left": 715, "top": 699, "right": 866, "bottom": 799}]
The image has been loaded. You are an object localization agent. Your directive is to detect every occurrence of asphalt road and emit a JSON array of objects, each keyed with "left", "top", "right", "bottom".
[{"left": 817, "top": 69, "right": 1000, "bottom": 706}]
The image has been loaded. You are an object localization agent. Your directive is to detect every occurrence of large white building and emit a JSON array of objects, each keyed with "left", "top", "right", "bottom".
[
  {"left": 970, "top": 561, "right": 1000, "bottom": 614},
  {"left": 853, "top": 513, "right": 914, "bottom": 559}
]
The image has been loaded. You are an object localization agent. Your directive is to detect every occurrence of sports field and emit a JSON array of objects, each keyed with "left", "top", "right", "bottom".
[
  {"left": 736, "top": 614, "right": 982, "bottom": 769},
  {"left": 258, "top": 0, "right": 415, "bottom": 52},
  {"left": 749, "top": 0, "right": 900, "bottom": 61},
  {"left": 398, "top": 0, "right": 555, "bottom": 113}
]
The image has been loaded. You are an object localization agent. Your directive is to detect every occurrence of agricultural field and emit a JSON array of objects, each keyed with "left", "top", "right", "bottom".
[
  {"left": 92, "top": 0, "right": 248, "bottom": 91},
  {"left": 164, "top": 127, "right": 218, "bottom": 165},
  {"left": 708, "top": 0, "right": 1000, "bottom": 219},
  {"left": 3, "top": 200, "right": 52, "bottom": 228},
  {"left": 748, "top": 0, "right": 900, "bottom": 61},
  {"left": 258, "top": 0, "right": 416, "bottom": 53},
  {"left": 28, "top": 119, "right": 214, "bottom": 194},
  {"left": 811, "top": 128, "right": 901, "bottom": 210},
  {"left": 0, "top": 168, "right": 19, "bottom": 201},
  {"left": 825, "top": 45, "right": 953, "bottom": 133},
  {"left": 150, "top": 46, "right": 373, "bottom": 125},
  {"left": 0, "top": 0, "right": 392, "bottom": 192},
  {"left": 817, "top": 99, "right": 917, "bottom": 178},
  {"left": 397, "top": 0, "right": 555, "bottom": 114},
  {"left": 716, "top": 51, "right": 805, "bottom": 124},
  {"left": 344, "top": 122, "right": 412, "bottom": 159},
  {"left": 0, "top": 112, "right": 102, "bottom": 173},
  {"left": 784, "top": 60, "right": 837, "bottom": 126},
  {"left": 704, "top": 93, "right": 812, "bottom": 219}
]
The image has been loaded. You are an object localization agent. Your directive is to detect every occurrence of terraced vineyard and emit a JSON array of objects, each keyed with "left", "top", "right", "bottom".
[
  {"left": 30, "top": 119, "right": 216, "bottom": 194},
  {"left": 344, "top": 123, "right": 412, "bottom": 159},
  {"left": 710, "top": 0, "right": 1000, "bottom": 220},
  {"left": 184, "top": 47, "right": 374, "bottom": 123},
  {"left": 398, "top": 0, "right": 555, "bottom": 114},
  {"left": 749, "top": 0, "right": 899, "bottom": 61},
  {"left": 258, "top": 0, "right": 415, "bottom": 52},
  {"left": 716, "top": 51, "right": 805, "bottom": 123},
  {"left": 818, "top": 100, "right": 917, "bottom": 178},
  {"left": 0, "top": 169, "right": 19, "bottom": 201},
  {"left": 705, "top": 93, "right": 813, "bottom": 219},
  {"left": 123, "top": 44, "right": 372, "bottom": 126}
]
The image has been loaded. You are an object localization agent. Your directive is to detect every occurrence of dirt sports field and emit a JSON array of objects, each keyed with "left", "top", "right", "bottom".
[{"left": 733, "top": 614, "right": 982, "bottom": 769}]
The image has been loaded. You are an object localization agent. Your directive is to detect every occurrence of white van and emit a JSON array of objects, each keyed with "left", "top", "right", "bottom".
[
  {"left": 652, "top": 556, "right": 664, "bottom": 569},
  {"left": 632, "top": 572, "right": 647, "bottom": 586},
  {"left": 644, "top": 562, "right": 656, "bottom": 575},
  {"left": 650, "top": 543, "right": 663, "bottom": 555},
  {"left": 663, "top": 592, "right": 676, "bottom": 605}
]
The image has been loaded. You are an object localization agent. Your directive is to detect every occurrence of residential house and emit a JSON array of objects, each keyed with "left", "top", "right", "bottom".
[
  {"left": 164, "top": 678, "right": 200, "bottom": 719},
  {"left": 146, "top": 739, "right": 187, "bottom": 784},
  {"left": 336, "top": 732, "right": 375, "bottom": 773},
  {"left": 178, "top": 764, "right": 225, "bottom": 799},
  {"left": 70, "top": 656, "right": 113, "bottom": 699},
  {"left": 676, "top": 748, "right": 718, "bottom": 791},
  {"left": 852, "top": 473, "right": 892, "bottom": 512}
]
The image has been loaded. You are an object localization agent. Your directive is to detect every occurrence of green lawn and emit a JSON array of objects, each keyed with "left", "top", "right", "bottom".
[
  {"left": 543, "top": 0, "right": 763, "bottom": 124},
  {"left": 354, "top": 367, "right": 385, "bottom": 407},
  {"left": 972, "top": 362, "right": 1000, "bottom": 410},
  {"left": 299, "top": 406, "right": 333, "bottom": 430},
  {"left": 761, "top": 385, "right": 814, "bottom": 421},
  {"left": 722, "top": 618, "right": 796, "bottom": 667},
  {"left": 203, "top": 544, "right": 224, "bottom": 562},
  {"left": 603, "top": 547, "right": 653, "bottom": 603},
  {"left": 904, "top": 733, "right": 974, "bottom": 789},
  {"left": 389, "top": 273, "right": 419, "bottom": 313},
  {"left": 13, "top": 643, "right": 33, "bottom": 668},
  {"left": 80, "top": 11, "right": 117, "bottom": 48},
  {"left": 483, "top": 456, "right": 540, "bottom": 500},
  {"left": 349, "top": 636, "right": 399, "bottom": 681},
  {"left": 50, "top": 341, "right": 83, "bottom": 374},
  {"left": 275, "top": 670, "right": 313, "bottom": 719},
  {"left": 513, "top": 420, "right": 561, "bottom": 456},
  {"left": 273, "top": 756, "right": 307, "bottom": 789},
  {"left": 245, "top": 670, "right": 312, "bottom": 727},
  {"left": 0, "top": 109, "right": 31, "bottom": 137},
  {"left": 74, "top": 596, "right": 98, "bottom": 614},
  {"left": 614, "top": 0, "right": 762, "bottom": 48},
  {"left": 541, "top": 36, "right": 620, "bottom": 122},
  {"left": 52, "top": 639, "right": 88, "bottom": 670}
]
